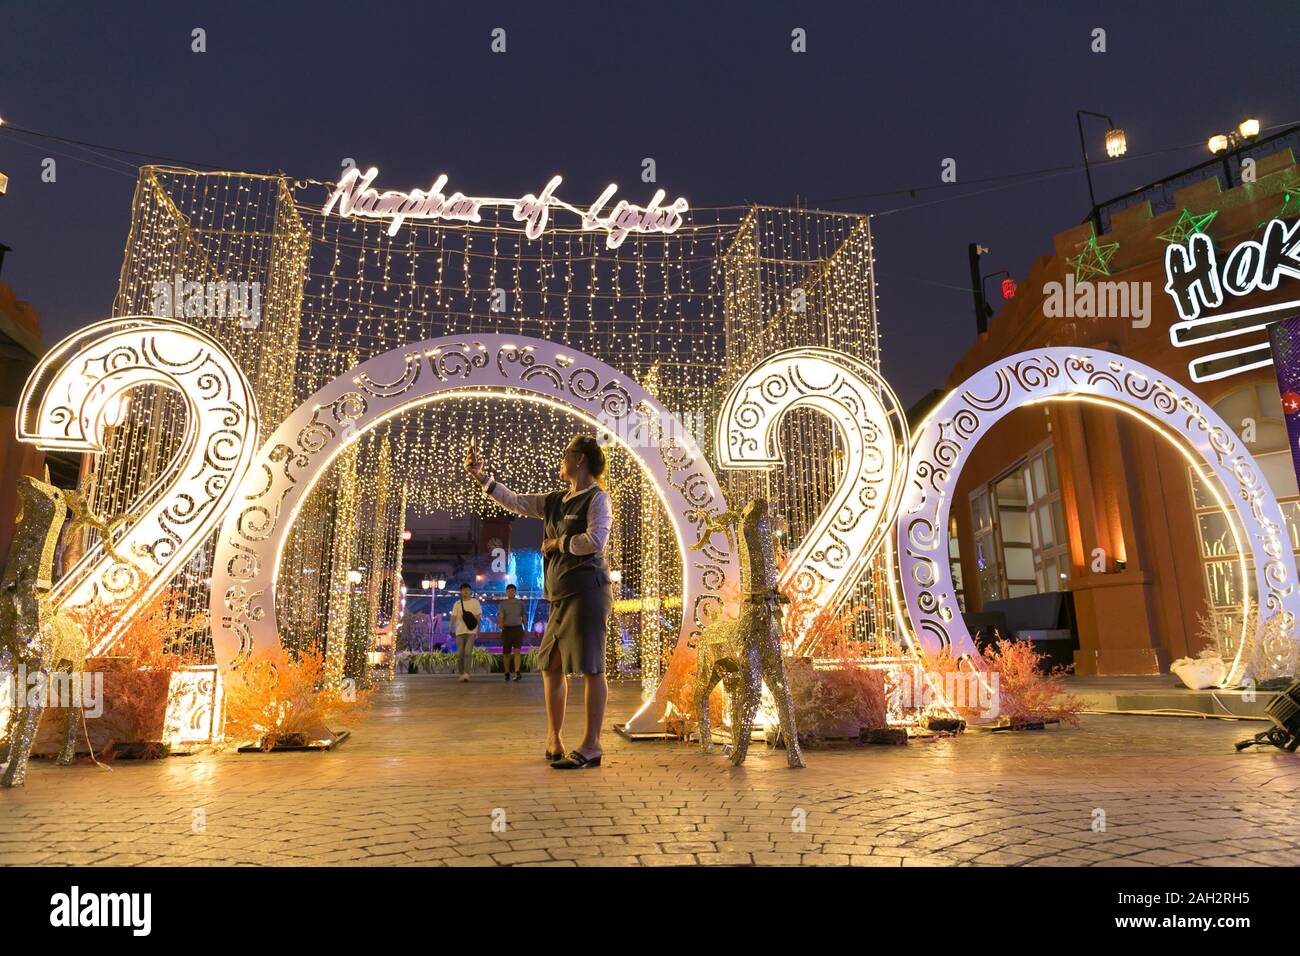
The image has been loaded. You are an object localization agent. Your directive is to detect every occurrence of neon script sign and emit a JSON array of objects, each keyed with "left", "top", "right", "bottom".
[
  {"left": 1165, "top": 218, "right": 1300, "bottom": 382},
  {"left": 322, "top": 166, "right": 688, "bottom": 249},
  {"left": 1164, "top": 218, "right": 1300, "bottom": 321}
]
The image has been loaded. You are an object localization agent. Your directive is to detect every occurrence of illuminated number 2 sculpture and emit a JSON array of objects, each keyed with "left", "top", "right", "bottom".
[
  {"left": 16, "top": 317, "right": 259, "bottom": 652},
  {"left": 715, "top": 347, "right": 910, "bottom": 655}
]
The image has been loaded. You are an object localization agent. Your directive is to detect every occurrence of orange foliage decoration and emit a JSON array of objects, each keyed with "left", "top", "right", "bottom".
[
  {"left": 655, "top": 575, "right": 742, "bottom": 739},
  {"left": 657, "top": 644, "right": 725, "bottom": 740},
  {"left": 66, "top": 590, "right": 203, "bottom": 758},
  {"left": 922, "top": 642, "right": 1087, "bottom": 727},
  {"left": 777, "top": 582, "right": 888, "bottom": 739},
  {"left": 981, "top": 638, "right": 1087, "bottom": 728},
  {"left": 221, "top": 645, "right": 369, "bottom": 750}
]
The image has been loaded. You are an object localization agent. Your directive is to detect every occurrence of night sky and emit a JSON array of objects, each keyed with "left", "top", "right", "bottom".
[{"left": 1, "top": 0, "right": 1297, "bottom": 406}]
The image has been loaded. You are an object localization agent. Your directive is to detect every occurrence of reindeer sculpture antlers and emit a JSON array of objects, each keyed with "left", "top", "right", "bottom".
[{"left": 686, "top": 507, "right": 742, "bottom": 554}]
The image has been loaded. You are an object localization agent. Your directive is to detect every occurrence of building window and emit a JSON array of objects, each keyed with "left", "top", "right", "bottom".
[
  {"left": 1190, "top": 384, "right": 1300, "bottom": 614},
  {"left": 948, "top": 515, "right": 965, "bottom": 612},
  {"left": 970, "top": 487, "right": 1001, "bottom": 603},
  {"left": 968, "top": 442, "right": 1068, "bottom": 602},
  {"left": 1024, "top": 445, "right": 1070, "bottom": 594}
]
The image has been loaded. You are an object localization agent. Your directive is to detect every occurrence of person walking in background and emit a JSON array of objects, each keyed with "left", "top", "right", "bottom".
[
  {"left": 466, "top": 435, "right": 612, "bottom": 769},
  {"left": 450, "top": 584, "right": 482, "bottom": 683},
  {"left": 498, "top": 583, "right": 525, "bottom": 681}
]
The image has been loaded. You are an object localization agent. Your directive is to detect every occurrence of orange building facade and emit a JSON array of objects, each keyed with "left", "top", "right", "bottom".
[{"left": 944, "top": 142, "right": 1300, "bottom": 676}]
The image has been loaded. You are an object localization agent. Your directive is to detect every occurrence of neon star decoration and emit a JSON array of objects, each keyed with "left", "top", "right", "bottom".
[
  {"left": 1070, "top": 232, "right": 1120, "bottom": 281},
  {"left": 1156, "top": 208, "right": 1218, "bottom": 245},
  {"left": 323, "top": 166, "right": 688, "bottom": 248},
  {"left": 1273, "top": 189, "right": 1300, "bottom": 223}
]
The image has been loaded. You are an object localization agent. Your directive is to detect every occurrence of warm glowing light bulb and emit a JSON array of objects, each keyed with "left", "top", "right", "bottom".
[
  {"left": 1208, "top": 134, "right": 1229, "bottom": 154},
  {"left": 1104, "top": 128, "right": 1127, "bottom": 158},
  {"left": 1238, "top": 118, "right": 1260, "bottom": 139}
]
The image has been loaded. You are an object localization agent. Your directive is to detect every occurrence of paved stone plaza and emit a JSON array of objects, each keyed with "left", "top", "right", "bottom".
[{"left": 2, "top": 675, "right": 1298, "bottom": 867}]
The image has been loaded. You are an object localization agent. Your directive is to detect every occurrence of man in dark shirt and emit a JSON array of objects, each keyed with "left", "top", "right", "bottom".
[{"left": 498, "top": 584, "right": 525, "bottom": 681}]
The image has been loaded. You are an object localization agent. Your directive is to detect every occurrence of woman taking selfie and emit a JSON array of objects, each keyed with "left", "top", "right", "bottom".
[{"left": 465, "top": 435, "right": 612, "bottom": 769}]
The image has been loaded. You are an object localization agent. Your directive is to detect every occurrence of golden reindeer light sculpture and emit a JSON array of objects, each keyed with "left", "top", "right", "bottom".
[
  {"left": 0, "top": 476, "right": 88, "bottom": 787},
  {"left": 690, "top": 498, "right": 804, "bottom": 768}
]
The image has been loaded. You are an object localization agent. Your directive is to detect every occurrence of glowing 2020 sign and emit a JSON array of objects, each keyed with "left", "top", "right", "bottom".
[
  {"left": 714, "top": 347, "right": 909, "bottom": 655},
  {"left": 896, "top": 347, "right": 1300, "bottom": 686},
  {"left": 208, "top": 335, "right": 739, "bottom": 681},
  {"left": 17, "top": 319, "right": 1298, "bottom": 724}
]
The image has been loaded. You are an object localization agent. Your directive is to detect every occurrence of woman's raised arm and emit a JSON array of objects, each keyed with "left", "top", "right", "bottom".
[
  {"left": 465, "top": 442, "right": 547, "bottom": 518},
  {"left": 482, "top": 478, "right": 548, "bottom": 520}
]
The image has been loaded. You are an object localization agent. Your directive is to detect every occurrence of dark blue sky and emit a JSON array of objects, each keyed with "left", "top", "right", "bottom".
[{"left": 1, "top": 0, "right": 1296, "bottom": 404}]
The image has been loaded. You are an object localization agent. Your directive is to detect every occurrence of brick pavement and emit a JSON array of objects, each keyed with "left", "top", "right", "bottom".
[{"left": 2, "top": 675, "right": 1298, "bottom": 867}]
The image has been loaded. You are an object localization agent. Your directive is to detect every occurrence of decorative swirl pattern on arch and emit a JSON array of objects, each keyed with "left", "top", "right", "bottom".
[
  {"left": 209, "top": 336, "right": 740, "bottom": 684},
  {"left": 896, "top": 348, "right": 1300, "bottom": 686}
]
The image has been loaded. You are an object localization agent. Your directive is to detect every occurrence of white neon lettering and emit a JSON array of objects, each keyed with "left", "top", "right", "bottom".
[{"left": 323, "top": 167, "right": 688, "bottom": 247}]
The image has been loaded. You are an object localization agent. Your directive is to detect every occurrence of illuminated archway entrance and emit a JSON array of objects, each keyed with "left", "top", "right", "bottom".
[
  {"left": 209, "top": 336, "right": 740, "bottom": 711},
  {"left": 896, "top": 348, "right": 1300, "bottom": 687}
]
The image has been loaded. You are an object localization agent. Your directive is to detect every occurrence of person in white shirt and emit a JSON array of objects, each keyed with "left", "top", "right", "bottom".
[
  {"left": 465, "top": 435, "right": 612, "bottom": 769},
  {"left": 449, "top": 584, "right": 483, "bottom": 682}
]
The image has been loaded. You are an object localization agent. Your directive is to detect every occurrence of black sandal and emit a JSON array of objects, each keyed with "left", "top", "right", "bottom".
[{"left": 550, "top": 750, "right": 601, "bottom": 770}]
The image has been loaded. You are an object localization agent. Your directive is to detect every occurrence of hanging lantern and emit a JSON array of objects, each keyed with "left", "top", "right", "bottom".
[{"left": 1105, "top": 128, "right": 1127, "bottom": 158}]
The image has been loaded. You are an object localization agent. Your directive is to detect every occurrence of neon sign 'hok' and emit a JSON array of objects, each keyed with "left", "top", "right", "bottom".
[{"left": 322, "top": 166, "right": 688, "bottom": 249}]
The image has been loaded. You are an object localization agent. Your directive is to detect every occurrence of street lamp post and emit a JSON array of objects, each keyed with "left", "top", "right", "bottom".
[
  {"left": 1076, "top": 110, "right": 1126, "bottom": 234},
  {"left": 1207, "top": 117, "right": 1260, "bottom": 188}
]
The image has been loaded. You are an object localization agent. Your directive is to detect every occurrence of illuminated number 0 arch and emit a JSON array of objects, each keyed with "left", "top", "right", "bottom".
[
  {"left": 209, "top": 336, "right": 740, "bottom": 690},
  {"left": 896, "top": 347, "right": 1300, "bottom": 687}
]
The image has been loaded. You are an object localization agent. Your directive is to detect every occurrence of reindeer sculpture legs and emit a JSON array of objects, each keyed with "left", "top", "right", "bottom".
[
  {"left": 57, "top": 679, "right": 81, "bottom": 766},
  {"left": 689, "top": 497, "right": 804, "bottom": 769},
  {"left": 762, "top": 640, "right": 804, "bottom": 768},
  {"left": 694, "top": 632, "right": 736, "bottom": 755},
  {"left": 695, "top": 664, "right": 720, "bottom": 754},
  {"left": 0, "top": 666, "right": 47, "bottom": 787},
  {"left": 0, "top": 476, "right": 81, "bottom": 787}
]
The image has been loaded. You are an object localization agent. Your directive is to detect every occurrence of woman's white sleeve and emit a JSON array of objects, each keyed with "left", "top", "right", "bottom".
[
  {"left": 564, "top": 491, "right": 611, "bottom": 555},
  {"left": 483, "top": 479, "right": 548, "bottom": 519}
]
